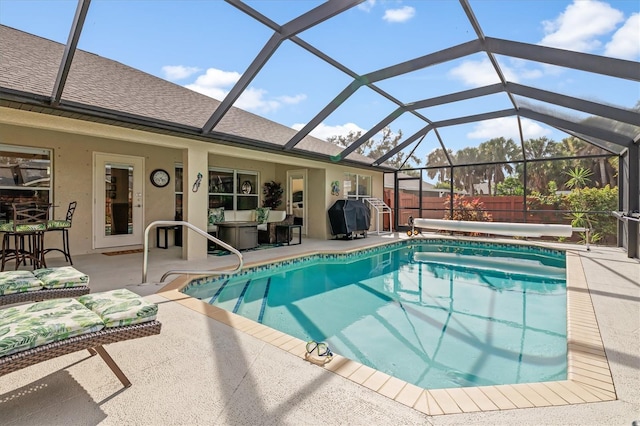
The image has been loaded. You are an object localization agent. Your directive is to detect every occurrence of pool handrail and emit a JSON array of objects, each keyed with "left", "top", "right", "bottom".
[{"left": 142, "top": 220, "right": 243, "bottom": 283}]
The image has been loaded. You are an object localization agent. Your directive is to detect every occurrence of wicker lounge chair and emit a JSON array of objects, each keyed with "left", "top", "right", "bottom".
[
  {"left": 0, "top": 267, "right": 90, "bottom": 306},
  {"left": 0, "top": 289, "right": 161, "bottom": 388}
]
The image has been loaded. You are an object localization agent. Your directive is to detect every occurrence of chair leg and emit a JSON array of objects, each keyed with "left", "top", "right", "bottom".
[
  {"left": 1, "top": 234, "right": 11, "bottom": 271},
  {"left": 13, "top": 233, "right": 23, "bottom": 270},
  {"left": 93, "top": 345, "right": 132, "bottom": 388},
  {"left": 42, "top": 228, "right": 73, "bottom": 265},
  {"left": 63, "top": 228, "right": 72, "bottom": 264}
]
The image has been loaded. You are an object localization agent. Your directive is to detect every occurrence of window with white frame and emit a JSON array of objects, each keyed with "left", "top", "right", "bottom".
[
  {"left": 345, "top": 172, "right": 371, "bottom": 200},
  {"left": 0, "top": 144, "right": 52, "bottom": 222},
  {"left": 209, "top": 168, "right": 258, "bottom": 210}
]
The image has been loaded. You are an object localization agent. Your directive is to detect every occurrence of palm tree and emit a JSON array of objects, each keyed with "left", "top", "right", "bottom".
[
  {"left": 425, "top": 148, "right": 452, "bottom": 185},
  {"left": 478, "top": 137, "right": 518, "bottom": 195},
  {"left": 521, "top": 137, "right": 565, "bottom": 193},
  {"left": 454, "top": 147, "right": 482, "bottom": 195},
  {"left": 565, "top": 166, "right": 593, "bottom": 189}
]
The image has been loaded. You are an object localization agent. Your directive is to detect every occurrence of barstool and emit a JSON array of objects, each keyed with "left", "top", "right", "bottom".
[
  {"left": 44, "top": 201, "right": 77, "bottom": 265},
  {"left": 0, "top": 202, "right": 49, "bottom": 271}
]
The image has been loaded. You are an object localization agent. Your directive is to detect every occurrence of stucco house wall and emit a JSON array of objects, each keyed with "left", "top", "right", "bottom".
[{"left": 1, "top": 107, "right": 384, "bottom": 258}]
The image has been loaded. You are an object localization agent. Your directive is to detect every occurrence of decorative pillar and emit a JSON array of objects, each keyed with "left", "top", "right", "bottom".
[{"left": 182, "top": 146, "right": 209, "bottom": 260}]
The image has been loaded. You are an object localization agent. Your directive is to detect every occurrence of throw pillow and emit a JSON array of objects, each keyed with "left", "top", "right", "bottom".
[
  {"left": 255, "top": 207, "right": 270, "bottom": 224},
  {"left": 208, "top": 207, "right": 225, "bottom": 225}
]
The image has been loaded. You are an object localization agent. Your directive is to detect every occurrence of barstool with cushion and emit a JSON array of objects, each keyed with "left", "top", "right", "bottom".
[
  {"left": 0, "top": 202, "right": 50, "bottom": 271},
  {"left": 44, "top": 201, "right": 77, "bottom": 265}
]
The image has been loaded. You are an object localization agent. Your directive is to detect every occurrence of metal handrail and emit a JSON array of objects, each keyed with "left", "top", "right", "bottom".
[{"left": 142, "top": 220, "right": 243, "bottom": 283}]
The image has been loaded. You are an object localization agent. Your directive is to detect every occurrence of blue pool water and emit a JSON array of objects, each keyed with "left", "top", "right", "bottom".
[{"left": 183, "top": 239, "right": 567, "bottom": 389}]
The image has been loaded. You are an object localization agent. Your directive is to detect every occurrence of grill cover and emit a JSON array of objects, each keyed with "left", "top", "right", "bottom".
[{"left": 328, "top": 199, "right": 370, "bottom": 238}]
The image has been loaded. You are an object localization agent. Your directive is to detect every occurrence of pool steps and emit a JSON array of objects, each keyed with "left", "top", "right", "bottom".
[{"left": 203, "top": 277, "right": 271, "bottom": 324}]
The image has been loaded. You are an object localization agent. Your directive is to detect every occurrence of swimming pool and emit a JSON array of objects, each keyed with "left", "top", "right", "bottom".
[{"left": 183, "top": 239, "right": 567, "bottom": 390}]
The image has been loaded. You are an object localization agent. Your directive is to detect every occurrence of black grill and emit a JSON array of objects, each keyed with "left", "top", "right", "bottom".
[{"left": 327, "top": 199, "right": 370, "bottom": 239}]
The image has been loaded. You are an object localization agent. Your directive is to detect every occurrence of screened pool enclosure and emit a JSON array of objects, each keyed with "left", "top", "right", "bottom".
[{"left": 0, "top": 0, "right": 637, "bottom": 257}]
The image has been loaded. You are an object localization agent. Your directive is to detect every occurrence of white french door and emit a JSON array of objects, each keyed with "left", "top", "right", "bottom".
[
  {"left": 287, "top": 169, "right": 307, "bottom": 236},
  {"left": 93, "top": 153, "right": 144, "bottom": 248}
]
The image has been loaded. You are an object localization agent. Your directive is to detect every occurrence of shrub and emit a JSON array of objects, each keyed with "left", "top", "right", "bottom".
[{"left": 443, "top": 194, "right": 493, "bottom": 222}]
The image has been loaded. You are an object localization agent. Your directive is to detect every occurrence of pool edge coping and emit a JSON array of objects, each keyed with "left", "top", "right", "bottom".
[{"left": 155, "top": 240, "right": 617, "bottom": 416}]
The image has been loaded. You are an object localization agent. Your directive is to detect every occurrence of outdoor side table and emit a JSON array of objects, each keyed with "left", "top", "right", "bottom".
[
  {"left": 156, "top": 225, "right": 181, "bottom": 249},
  {"left": 275, "top": 224, "right": 302, "bottom": 246}
]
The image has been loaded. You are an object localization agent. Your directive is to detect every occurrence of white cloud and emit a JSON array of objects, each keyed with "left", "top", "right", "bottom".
[
  {"left": 358, "top": 0, "right": 376, "bottom": 12},
  {"left": 540, "top": 0, "right": 624, "bottom": 52},
  {"left": 162, "top": 65, "right": 201, "bottom": 81},
  {"left": 292, "top": 122, "right": 366, "bottom": 141},
  {"left": 605, "top": 13, "right": 640, "bottom": 59},
  {"left": 449, "top": 57, "right": 545, "bottom": 87},
  {"left": 185, "top": 68, "right": 239, "bottom": 100},
  {"left": 467, "top": 117, "right": 550, "bottom": 141},
  {"left": 185, "top": 67, "right": 305, "bottom": 114},
  {"left": 383, "top": 6, "right": 415, "bottom": 23},
  {"left": 277, "top": 94, "right": 307, "bottom": 105},
  {"left": 449, "top": 59, "right": 508, "bottom": 86}
]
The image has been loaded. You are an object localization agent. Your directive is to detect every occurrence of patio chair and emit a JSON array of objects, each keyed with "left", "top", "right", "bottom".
[
  {"left": 0, "top": 202, "right": 50, "bottom": 271},
  {"left": 258, "top": 213, "right": 295, "bottom": 244},
  {"left": 43, "top": 201, "right": 77, "bottom": 265},
  {"left": 0, "top": 289, "right": 162, "bottom": 388}
]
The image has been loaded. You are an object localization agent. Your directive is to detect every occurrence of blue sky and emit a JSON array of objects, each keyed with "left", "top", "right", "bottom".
[{"left": 1, "top": 0, "right": 638, "bottom": 166}]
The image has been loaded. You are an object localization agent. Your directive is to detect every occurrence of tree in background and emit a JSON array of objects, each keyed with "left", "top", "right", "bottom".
[
  {"left": 518, "top": 137, "right": 566, "bottom": 193},
  {"left": 478, "top": 137, "right": 519, "bottom": 195},
  {"left": 495, "top": 176, "right": 524, "bottom": 196},
  {"left": 561, "top": 136, "right": 617, "bottom": 187},
  {"left": 425, "top": 148, "right": 453, "bottom": 185},
  {"left": 453, "top": 147, "right": 482, "bottom": 195},
  {"left": 327, "top": 127, "right": 421, "bottom": 172}
]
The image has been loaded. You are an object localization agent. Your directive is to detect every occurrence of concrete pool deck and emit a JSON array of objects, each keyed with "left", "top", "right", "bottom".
[{"left": 0, "top": 233, "right": 638, "bottom": 425}]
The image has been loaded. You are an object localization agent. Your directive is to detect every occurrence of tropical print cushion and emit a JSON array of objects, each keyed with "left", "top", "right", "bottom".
[
  {"left": 78, "top": 289, "right": 158, "bottom": 328},
  {"left": 0, "top": 298, "right": 105, "bottom": 357},
  {"left": 0, "top": 271, "right": 44, "bottom": 295},
  {"left": 0, "top": 222, "right": 46, "bottom": 232},
  {"left": 47, "top": 220, "right": 71, "bottom": 229},
  {"left": 255, "top": 207, "right": 270, "bottom": 224},
  {"left": 208, "top": 207, "right": 225, "bottom": 225},
  {"left": 33, "top": 266, "right": 90, "bottom": 289}
]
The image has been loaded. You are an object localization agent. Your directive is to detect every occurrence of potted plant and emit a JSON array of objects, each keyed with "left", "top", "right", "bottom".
[{"left": 262, "top": 180, "right": 283, "bottom": 209}]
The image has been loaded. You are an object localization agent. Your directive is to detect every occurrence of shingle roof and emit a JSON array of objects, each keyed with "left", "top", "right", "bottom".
[{"left": 0, "top": 25, "right": 376, "bottom": 166}]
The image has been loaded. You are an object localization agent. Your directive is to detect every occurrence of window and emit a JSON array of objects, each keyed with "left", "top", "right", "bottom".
[
  {"left": 345, "top": 173, "right": 371, "bottom": 200},
  {"left": 174, "top": 164, "right": 183, "bottom": 220},
  {"left": 209, "top": 168, "right": 258, "bottom": 210},
  {"left": 174, "top": 166, "right": 259, "bottom": 216},
  {"left": 0, "top": 144, "right": 52, "bottom": 221}
]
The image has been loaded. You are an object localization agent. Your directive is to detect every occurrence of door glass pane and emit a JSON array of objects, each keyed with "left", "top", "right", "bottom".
[
  {"left": 358, "top": 175, "right": 371, "bottom": 197},
  {"left": 105, "top": 164, "right": 132, "bottom": 236},
  {"left": 345, "top": 173, "right": 357, "bottom": 197},
  {"left": 175, "top": 165, "right": 183, "bottom": 220}
]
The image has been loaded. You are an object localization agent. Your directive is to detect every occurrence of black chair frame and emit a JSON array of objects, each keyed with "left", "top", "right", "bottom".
[{"left": 43, "top": 201, "right": 77, "bottom": 265}]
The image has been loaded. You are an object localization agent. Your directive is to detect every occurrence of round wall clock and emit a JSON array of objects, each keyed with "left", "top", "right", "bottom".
[{"left": 150, "top": 169, "right": 170, "bottom": 188}]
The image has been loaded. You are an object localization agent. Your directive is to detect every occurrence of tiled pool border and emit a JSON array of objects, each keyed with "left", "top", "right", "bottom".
[
  {"left": 158, "top": 238, "right": 616, "bottom": 416},
  {"left": 182, "top": 238, "right": 567, "bottom": 292}
]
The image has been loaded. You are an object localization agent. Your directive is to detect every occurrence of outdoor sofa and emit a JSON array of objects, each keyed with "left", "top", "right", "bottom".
[{"left": 207, "top": 208, "right": 294, "bottom": 244}]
